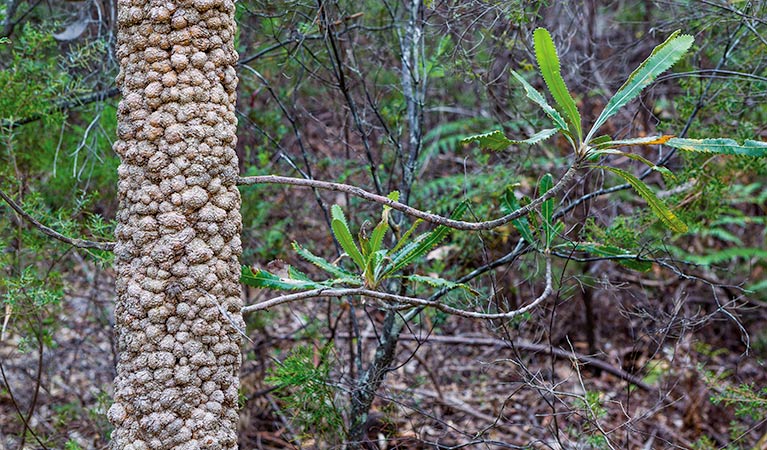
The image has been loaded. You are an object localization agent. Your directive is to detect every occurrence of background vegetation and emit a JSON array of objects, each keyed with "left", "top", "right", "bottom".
[{"left": 1, "top": 0, "right": 766, "bottom": 448}]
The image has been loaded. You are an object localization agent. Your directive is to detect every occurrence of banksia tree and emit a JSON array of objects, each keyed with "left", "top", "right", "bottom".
[{"left": 108, "top": 0, "right": 243, "bottom": 448}]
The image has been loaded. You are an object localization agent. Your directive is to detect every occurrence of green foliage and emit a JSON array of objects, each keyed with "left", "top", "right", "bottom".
[
  {"left": 501, "top": 187, "right": 534, "bottom": 244},
  {"left": 696, "top": 366, "right": 767, "bottom": 449},
  {"left": 465, "top": 27, "right": 767, "bottom": 256},
  {"left": 422, "top": 117, "right": 491, "bottom": 159},
  {"left": 598, "top": 166, "right": 688, "bottom": 233},
  {"left": 533, "top": 28, "right": 582, "bottom": 141},
  {"left": 266, "top": 344, "right": 346, "bottom": 441},
  {"left": 242, "top": 201, "right": 476, "bottom": 296},
  {"left": 0, "top": 19, "right": 118, "bottom": 446},
  {"left": 666, "top": 138, "right": 767, "bottom": 157},
  {"left": 712, "top": 382, "right": 767, "bottom": 421},
  {"left": 703, "top": 368, "right": 767, "bottom": 420},
  {"left": 538, "top": 173, "right": 560, "bottom": 248},
  {"left": 0, "top": 24, "right": 71, "bottom": 124},
  {"left": 465, "top": 29, "right": 699, "bottom": 234},
  {"left": 509, "top": 69, "right": 569, "bottom": 132},
  {"left": 558, "top": 241, "right": 652, "bottom": 272},
  {"left": 568, "top": 390, "right": 610, "bottom": 449},
  {"left": 587, "top": 31, "right": 693, "bottom": 141},
  {"left": 575, "top": 390, "right": 608, "bottom": 419},
  {"left": 64, "top": 440, "right": 83, "bottom": 450},
  {"left": 460, "top": 127, "right": 558, "bottom": 150},
  {"left": 331, "top": 204, "right": 367, "bottom": 271}
]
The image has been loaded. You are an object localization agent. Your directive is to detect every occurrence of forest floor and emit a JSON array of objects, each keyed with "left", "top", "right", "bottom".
[{"left": 1, "top": 247, "right": 766, "bottom": 449}]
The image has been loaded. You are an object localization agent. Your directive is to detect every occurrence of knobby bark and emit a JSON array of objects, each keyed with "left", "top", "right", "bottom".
[{"left": 108, "top": 0, "right": 242, "bottom": 448}]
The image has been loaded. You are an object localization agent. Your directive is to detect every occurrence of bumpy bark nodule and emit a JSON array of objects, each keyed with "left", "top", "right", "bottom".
[{"left": 108, "top": 0, "right": 242, "bottom": 448}]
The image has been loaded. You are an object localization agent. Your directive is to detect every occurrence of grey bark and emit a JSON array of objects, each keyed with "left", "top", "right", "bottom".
[
  {"left": 108, "top": 0, "right": 243, "bottom": 448},
  {"left": 349, "top": 310, "right": 404, "bottom": 446},
  {"left": 398, "top": 0, "right": 425, "bottom": 207}
]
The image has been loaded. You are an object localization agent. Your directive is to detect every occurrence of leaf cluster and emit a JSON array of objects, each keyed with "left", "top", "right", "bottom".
[
  {"left": 242, "top": 195, "right": 477, "bottom": 297},
  {"left": 265, "top": 344, "right": 346, "bottom": 441},
  {"left": 461, "top": 27, "right": 767, "bottom": 268}
]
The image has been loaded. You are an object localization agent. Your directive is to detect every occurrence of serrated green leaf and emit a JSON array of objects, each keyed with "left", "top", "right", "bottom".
[
  {"left": 519, "top": 128, "right": 558, "bottom": 146},
  {"left": 240, "top": 266, "right": 324, "bottom": 290},
  {"left": 330, "top": 205, "right": 366, "bottom": 270},
  {"left": 388, "top": 202, "right": 468, "bottom": 273},
  {"left": 593, "top": 149, "right": 675, "bottom": 180},
  {"left": 587, "top": 32, "right": 693, "bottom": 142},
  {"left": 590, "top": 135, "right": 613, "bottom": 147},
  {"left": 292, "top": 242, "right": 355, "bottom": 278},
  {"left": 533, "top": 28, "right": 582, "bottom": 141},
  {"left": 599, "top": 135, "right": 674, "bottom": 148},
  {"left": 600, "top": 166, "right": 688, "bottom": 233},
  {"left": 461, "top": 128, "right": 558, "bottom": 151},
  {"left": 548, "top": 220, "right": 564, "bottom": 247},
  {"left": 461, "top": 130, "right": 513, "bottom": 151},
  {"left": 287, "top": 265, "right": 312, "bottom": 281},
  {"left": 666, "top": 138, "right": 767, "bottom": 157},
  {"left": 510, "top": 70, "right": 569, "bottom": 132},
  {"left": 390, "top": 219, "right": 424, "bottom": 254},
  {"left": 329, "top": 277, "right": 365, "bottom": 287},
  {"left": 563, "top": 242, "right": 653, "bottom": 272},
  {"left": 402, "top": 274, "right": 479, "bottom": 295},
  {"left": 369, "top": 249, "right": 389, "bottom": 284},
  {"left": 387, "top": 238, "right": 424, "bottom": 271},
  {"left": 502, "top": 188, "right": 535, "bottom": 244},
  {"left": 368, "top": 192, "right": 397, "bottom": 258},
  {"left": 369, "top": 217, "right": 389, "bottom": 258}
]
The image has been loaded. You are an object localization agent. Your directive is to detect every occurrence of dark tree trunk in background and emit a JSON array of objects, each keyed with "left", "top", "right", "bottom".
[{"left": 108, "top": 0, "right": 243, "bottom": 448}]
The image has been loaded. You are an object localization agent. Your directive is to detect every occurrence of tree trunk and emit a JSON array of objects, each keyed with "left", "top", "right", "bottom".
[{"left": 108, "top": 1, "right": 242, "bottom": 448}]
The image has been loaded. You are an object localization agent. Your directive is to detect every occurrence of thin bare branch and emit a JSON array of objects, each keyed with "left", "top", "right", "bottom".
[
  {"left": 238, "top": 163, "right": 580, "bottom": 231},
  {"left": 0, "top": 87, "right": 119, "bottom": 130},
  {"left": 0, "top": 186, "right": 115, "bottom": 251},
  {"left": 242, "top": 257, "right": 553, "bottom": 320}
]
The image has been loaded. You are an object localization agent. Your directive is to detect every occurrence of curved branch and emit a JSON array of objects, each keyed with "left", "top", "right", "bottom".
[
  {"left": 242, "top": 258, "right": 553, "bottom": 320},
  {"left": 0, "top": 87, "right": 119, "bottom": 130},
  {"left": 0, "top": 187, "right": 115, "bottom": 251},
  {"left": 238, "top": 164, "right": 581, "bottom": 231}
]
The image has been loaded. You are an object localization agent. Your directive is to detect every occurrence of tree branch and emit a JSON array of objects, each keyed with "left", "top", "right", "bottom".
[
  {"left": 242, "top": 258, "right": 552, "bottom": 320},
  {"left": 0, "top": 87, "right": 120, "bottom": 130},
  {"left": 238, "top": 163, "right": 580, "bottom": 231},
  {"left": 0, "top": 187, "right": 115, "bottom": 251}
]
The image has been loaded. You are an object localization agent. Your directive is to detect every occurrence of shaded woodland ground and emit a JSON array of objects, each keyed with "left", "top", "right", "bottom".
[{"left": 1, "top": 1, "right": 767, "bottom": 449}]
